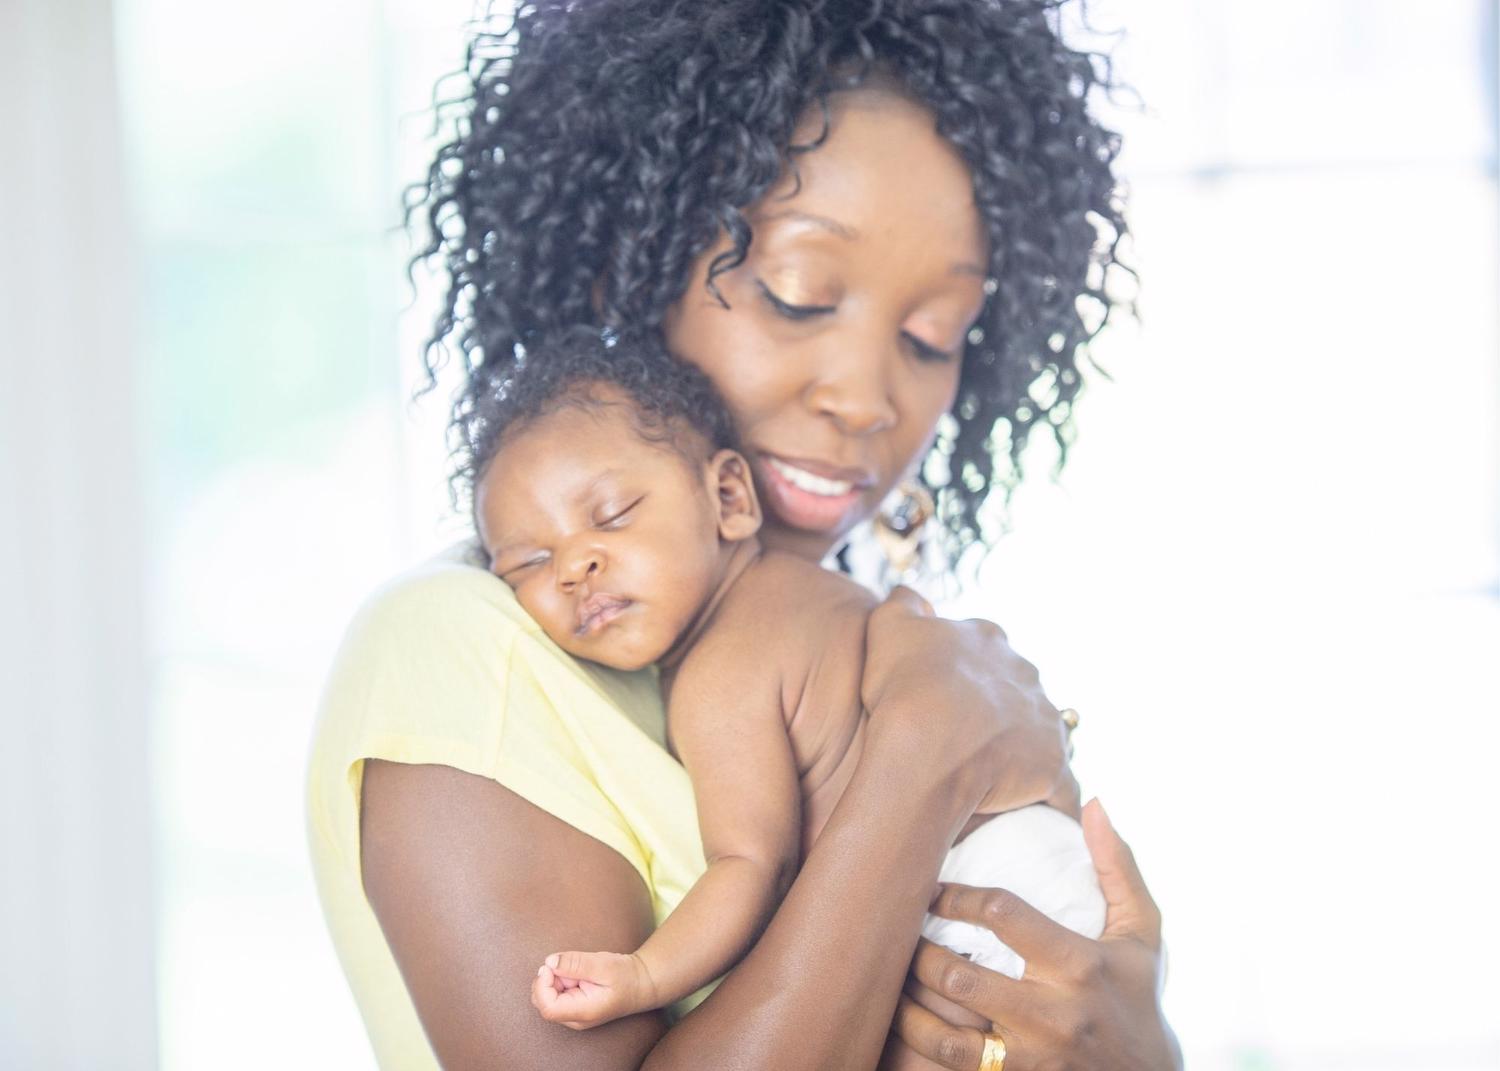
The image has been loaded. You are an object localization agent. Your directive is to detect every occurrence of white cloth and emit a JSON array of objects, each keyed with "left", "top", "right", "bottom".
[{"left": 920, "top": 804, "right": 1106, "bottom": 979}]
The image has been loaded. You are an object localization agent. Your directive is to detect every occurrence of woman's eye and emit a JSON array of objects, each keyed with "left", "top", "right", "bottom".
[
  {"left": 597, "top": 496, "right": 644, "bottom": 529},
  {"left": 903, "top": 331, "right": 958, "bottom": 364},
  {"left": 757, "top": 280, "right": 835, "bottom": 321}
]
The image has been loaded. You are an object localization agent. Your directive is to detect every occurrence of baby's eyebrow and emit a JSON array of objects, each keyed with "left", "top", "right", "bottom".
[{"left": 571, "top": 466, "right": 628, "bottom": 504}]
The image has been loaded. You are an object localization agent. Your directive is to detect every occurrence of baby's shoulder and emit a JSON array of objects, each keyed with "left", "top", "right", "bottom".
[
  {"left": 745, "top": 551, "right": 879, "bottom": 620},
  {"left": 670, "top": 552, "right": 872, "bottom": 714},
  {"left": 702, "top": 551, "right": 874, "bottom": 669}
]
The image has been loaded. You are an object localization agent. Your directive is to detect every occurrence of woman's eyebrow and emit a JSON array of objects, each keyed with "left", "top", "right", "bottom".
[
  {"left": 757, "top": 208, "right": 985, "bottom": 277},
  {"left": 757, "top": 209, "right": 860, "bottom": 241}
]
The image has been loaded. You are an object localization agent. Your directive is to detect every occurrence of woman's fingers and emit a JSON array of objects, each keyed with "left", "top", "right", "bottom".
[
  {"left": 1081, "top": 799, "right": 1163, "bottom": 945},
  {"left": 890, "top": 992, "right": 995, "bottom": 1071},
  {"left": 928, "top": 883, "right": 1095, "bottom": 979},
  {"left": 909, "top": 938, "right": 1029, "bottom": 1018}
]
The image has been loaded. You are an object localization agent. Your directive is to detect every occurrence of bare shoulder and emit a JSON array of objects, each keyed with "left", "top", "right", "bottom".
[
  {"left": 673, "top": 552, "right": 874, "bottom": 702},
  {"left": 738, "top": 551, "right": 878, "bottom": 622}
]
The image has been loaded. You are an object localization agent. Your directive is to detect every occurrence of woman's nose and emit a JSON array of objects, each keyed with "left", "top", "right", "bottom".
[{"left": 804, "top": 348, "right": 898, "bottom": 436}]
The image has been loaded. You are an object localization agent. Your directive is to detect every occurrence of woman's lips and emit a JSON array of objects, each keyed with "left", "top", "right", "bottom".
[
  {"left": 575, "top": 593, "right": 632, "bottom": 636},
  {"left": 755, "top": 453, "right": 874, "bottom": 532}
]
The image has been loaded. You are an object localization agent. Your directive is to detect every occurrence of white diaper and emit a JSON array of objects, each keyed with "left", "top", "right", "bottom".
[{"left": 920, "top": 804, "right": 1106, "bottom": 979}]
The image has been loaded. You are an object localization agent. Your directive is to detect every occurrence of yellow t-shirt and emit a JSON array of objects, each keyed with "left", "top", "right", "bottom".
[{"left": 306, "top": 557, "right": 708, "bottom": 1069}]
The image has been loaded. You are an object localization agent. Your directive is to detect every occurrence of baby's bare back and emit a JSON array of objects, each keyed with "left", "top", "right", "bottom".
[{"left": 676, "top": 550, "right": 877, "bottom": 859}]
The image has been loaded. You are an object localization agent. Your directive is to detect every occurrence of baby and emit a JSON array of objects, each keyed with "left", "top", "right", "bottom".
[{"left": 468, "top": 327, "right": 1105, "bottom": 1028}]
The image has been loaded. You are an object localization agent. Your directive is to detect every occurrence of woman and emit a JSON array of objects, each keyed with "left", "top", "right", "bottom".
[{"left": 308, "top": 1, "right": 1180, "bottom": 1068}]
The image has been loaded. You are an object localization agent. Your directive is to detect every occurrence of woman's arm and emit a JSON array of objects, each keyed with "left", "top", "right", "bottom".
[
  {"left": 361, "top": 718, "right": 975, "bottom": 1070},
  {"left": 361, "top": 590, "right": 1072, "bottom": 1070},
  {"left": 360, "top": 760, "right": 670, "bottom": 1069}
]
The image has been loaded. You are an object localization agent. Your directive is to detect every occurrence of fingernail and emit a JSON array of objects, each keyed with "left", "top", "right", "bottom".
[
  {"left": 537, "top": 965, "right": 546, "bottom": 977},
  {"left": 545, "top": 953, "right": 559, "bottom": 969}
]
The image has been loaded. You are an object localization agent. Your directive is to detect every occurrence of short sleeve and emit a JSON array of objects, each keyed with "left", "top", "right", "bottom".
[
  {"left": 308, "top": 559, "right": 651, "bottom": 885},
  {"left": 305, "top": 558, "right": 706, "bottom": 1064}
]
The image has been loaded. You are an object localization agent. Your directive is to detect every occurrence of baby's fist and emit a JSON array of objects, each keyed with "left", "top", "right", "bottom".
[{"left": 531, "top": 950, "right": 653, "bottom": 1030}]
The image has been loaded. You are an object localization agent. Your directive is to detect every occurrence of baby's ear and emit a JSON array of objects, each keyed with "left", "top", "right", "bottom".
[{"left": 707, "top": 449, "right": 762, "bottom": 542}]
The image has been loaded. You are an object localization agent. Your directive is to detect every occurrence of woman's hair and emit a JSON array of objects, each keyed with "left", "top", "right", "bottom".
[
  {"left": 412, "top": 0, "right": 1130, "bottom": 561},
  {"left": 467, "top": 325, "right": 740, "bottom": 497}
]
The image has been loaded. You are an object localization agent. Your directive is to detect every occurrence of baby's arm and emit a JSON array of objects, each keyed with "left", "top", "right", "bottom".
[{"left": 533, "top": 640, "right": 801, "bottom": 1030}]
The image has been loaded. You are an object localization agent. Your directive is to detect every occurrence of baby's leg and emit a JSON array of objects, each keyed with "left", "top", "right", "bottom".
[{"left": 530, "top": 950, "right": 655, "bottom": 1030}]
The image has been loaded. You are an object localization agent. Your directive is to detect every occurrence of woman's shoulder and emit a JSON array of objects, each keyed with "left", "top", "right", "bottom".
[
  {"left": 313, "top": 546, "right": 564, "bottom": 771},
  {"left": 344, "top": 542, "right": 540, "bottom": 651},
  {"left": 317, "top": 544, "right": 666, "bottom": 759}
]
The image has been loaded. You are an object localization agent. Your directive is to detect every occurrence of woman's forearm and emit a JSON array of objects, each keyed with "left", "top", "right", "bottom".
[{"left": 643, "top": 721, "right": 975, "bottom": 1071}]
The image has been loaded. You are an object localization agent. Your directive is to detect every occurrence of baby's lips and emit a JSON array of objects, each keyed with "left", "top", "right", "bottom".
[{"left": 575, "top": 592, "right": 631, "bottom": 633}]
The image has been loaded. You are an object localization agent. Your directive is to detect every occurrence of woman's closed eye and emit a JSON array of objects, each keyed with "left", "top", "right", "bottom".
[
  {"left": 902, "top": 331, "right": 958, "bottom": 363},
  {"left": 759, "top": 278, "right": 960, "bottom": 363},
  {"left": 757, "top": 279, "right": 835, "bottom": 321}
]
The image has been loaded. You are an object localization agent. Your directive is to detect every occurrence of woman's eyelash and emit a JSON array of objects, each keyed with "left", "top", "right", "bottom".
[
  {"left": 757, "top": 280, "right": 835, "bottom": 321},
  {"left": 757, "top": 279, "right": 956, "bottom": 362},
  {"left": 904, "top": 332, "right": 957, "bottom": 363}
]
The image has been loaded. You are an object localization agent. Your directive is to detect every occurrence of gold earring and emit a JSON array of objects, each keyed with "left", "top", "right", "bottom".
[{"left": 873, "top": 480, "right": 934, "bottom": 579}]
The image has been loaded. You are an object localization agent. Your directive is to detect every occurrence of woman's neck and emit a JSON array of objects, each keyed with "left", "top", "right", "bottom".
[{"left": 756, "top": 519, "right": 844, "bottom": 565}]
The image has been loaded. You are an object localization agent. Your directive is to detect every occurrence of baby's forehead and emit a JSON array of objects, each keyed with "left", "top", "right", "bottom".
[
  {"left": 516, "top": 383, "right": 709, "bottom": 457},
  {"left": 509, "top": 393, "right": 664, "bottom": 459},
  {"left": 492, "top": 397, "right": 701, "bottom": 490}
]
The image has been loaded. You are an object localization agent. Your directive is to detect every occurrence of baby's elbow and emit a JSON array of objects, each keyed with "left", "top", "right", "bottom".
[
  {"left": 709, "top": 849, "right": 799, "bottom": 904},
  {"left": 770, "top": 852, "right": 798, "bottom": 901}
]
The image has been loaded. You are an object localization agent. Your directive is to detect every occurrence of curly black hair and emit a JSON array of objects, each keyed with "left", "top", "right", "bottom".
[
  {"left": 467, "top": 325, "right": 740, "bottom": 501},
  {"left": 412, "top": 0, "right": 1130, "bottom": 561}
]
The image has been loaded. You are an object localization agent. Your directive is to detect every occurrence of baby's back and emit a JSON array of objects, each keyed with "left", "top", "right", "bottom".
[{"left": 680, "top": 551, "right": 875, "bottom": 859}]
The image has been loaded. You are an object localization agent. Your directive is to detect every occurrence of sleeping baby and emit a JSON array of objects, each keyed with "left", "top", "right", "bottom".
[{"left": 465, "top": 326, "right": 1105, "bottom": 1028}]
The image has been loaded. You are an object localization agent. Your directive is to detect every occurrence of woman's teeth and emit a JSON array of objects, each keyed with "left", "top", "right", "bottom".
[{"left": 767, "top": 458, "right": 855, "bottom": 496}]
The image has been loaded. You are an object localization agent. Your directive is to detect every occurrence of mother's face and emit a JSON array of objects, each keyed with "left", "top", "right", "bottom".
[{"left": 664, "top": 88, "right": 987, "bottom": 562}]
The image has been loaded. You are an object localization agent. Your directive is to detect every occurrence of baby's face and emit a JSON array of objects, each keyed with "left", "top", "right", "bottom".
[{"left": 475, "top": 394, "right": 727, "bottom": 671}]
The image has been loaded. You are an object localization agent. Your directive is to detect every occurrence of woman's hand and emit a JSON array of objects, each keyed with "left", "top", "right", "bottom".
[
  {"left": 884, "top": 800, "right": 1182, "bottom": 1071},
  {"left": 861, "top": 587, "right": 1077, "bottom": 821}
]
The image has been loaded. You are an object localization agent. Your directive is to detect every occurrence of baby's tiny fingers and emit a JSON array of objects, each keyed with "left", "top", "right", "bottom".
[{"left": 551, "top": 949, "right": 599, "bottom": 980}]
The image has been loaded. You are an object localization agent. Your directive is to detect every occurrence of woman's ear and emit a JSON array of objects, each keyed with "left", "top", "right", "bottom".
[{"left": 706, "top": 449, "right": 762, "bottom": 542}]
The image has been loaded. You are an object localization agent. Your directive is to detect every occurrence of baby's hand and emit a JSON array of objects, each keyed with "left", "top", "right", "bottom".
[{"left": 530, "top": 950, "right": 655, "bottom": 1030}]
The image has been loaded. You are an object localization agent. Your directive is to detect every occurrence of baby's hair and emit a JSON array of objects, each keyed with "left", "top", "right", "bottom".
[
  {"left": 465, "top": 325, "right": 740, "bottom": 504},
  {"left": 411, "top": 0, "right": 1131, "bottom": 564}
]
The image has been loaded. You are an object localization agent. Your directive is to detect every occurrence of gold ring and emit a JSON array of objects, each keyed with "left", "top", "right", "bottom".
[
  {"left": 1059, "top": 707, "right": 1080, "bottom": 733},
  {"left": 978, "top": 1031, "right": 1006, "bottom": 1071}
]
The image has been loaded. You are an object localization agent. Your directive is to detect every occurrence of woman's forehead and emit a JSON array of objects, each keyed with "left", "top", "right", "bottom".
[{"left": 759, "top": 89, "right": 987, "bottom": 268}]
